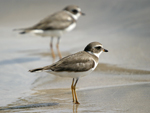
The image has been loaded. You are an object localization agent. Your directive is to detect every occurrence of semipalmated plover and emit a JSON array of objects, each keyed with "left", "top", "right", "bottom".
[
  {"left": 15, "top": 5, "right": 85, "bottom": 60},
  {"left": 29, "top": 42, "right": 108, "bottom": 104}
]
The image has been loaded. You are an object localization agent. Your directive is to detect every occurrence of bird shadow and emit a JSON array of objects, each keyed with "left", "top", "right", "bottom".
[{"left": 0, "top": 102, "right": 58, "bottom": 111}]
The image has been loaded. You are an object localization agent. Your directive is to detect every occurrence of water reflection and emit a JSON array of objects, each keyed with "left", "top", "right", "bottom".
[{"left": 73, "top": 104, "right": 79, "bottom": 113}]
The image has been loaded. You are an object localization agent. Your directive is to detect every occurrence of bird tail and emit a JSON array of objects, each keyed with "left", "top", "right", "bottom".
[
  {"left": 19, "top": 31, "right": 26, "bottom": 34},
  {"left": 13, "top": 28, "right": 27, "bottom": 34},
  {"left": 29, "top": 67, "right": 44, "bottom": 72},
  {"left": 13, "top": 27, "right": 32, "bottom": 34}
]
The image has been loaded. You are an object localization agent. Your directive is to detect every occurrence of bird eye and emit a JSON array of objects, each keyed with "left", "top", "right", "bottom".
[
  {"left": 72, "top": 9, "right": 78, "bottom": 14},
  {"left": 95, "top": 46, "right": 101, "bottom": 50}
]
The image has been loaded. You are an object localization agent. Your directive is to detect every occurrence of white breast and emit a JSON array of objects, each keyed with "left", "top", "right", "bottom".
[
  {"left": 91, "top": 58, "right": 99, "bottom": 71},
  {"left": 47, "top": 69, "right": 93, "bottom": 78},
  {"left": 64, "top": 22, "right": 76, "bottom": 32}
]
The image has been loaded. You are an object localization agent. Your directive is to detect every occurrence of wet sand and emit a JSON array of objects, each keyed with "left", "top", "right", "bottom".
[
  {"left": 0, "top": 0, "right": 150, "bottom": 113},
  {"left": 1, "top": 83, "right": 150, "bottom": 113}
]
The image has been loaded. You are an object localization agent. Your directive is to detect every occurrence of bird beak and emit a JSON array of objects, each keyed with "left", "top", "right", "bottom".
[
  {"left": 103, "top": 49, "right": 108, "bottom": 52},
  {"left": 80, "top": 12, "right": 85, "bottom": 16}
]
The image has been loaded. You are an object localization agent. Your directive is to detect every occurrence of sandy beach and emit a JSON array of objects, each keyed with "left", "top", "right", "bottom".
[{"left": 0, "top": 0, "right": 150, "bottom": 112}]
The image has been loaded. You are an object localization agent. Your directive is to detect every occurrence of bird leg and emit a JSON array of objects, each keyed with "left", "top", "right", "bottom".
[
  {"left": 71, "top": 78, "right": 80, "bottom": 104},
  {"left": 71, "top": 78, "right": 75, "bottom": 103},
  {"left": 56, "top": 37, "right": 62, "bottom": 59},
  {"left": 73, "top": 78, "right": 80, "bottom": 104},
  {"left": 50, "top": 37, "right": 55, "bottom": 61}
]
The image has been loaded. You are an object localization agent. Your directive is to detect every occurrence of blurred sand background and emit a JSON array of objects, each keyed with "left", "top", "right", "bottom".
[{"left": 0, "top": 0, "right": 150, "bottom": 112}]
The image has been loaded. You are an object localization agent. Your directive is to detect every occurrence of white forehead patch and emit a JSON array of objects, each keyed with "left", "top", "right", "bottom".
[
  {"left": 94, "top": 44, "right": 103, "bottom": 48},
  {"left": 77, "top": 8, "right": 81, "bottom": 12}
]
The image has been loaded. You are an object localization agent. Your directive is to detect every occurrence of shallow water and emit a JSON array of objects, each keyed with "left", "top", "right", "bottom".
[{"left": 0, "top": 0, "right": 150, "bottom": 113}]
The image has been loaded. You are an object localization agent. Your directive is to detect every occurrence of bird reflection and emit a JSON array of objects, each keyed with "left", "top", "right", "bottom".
[{"left": 73, "top": 104, "right": 79, "bottom": 113}]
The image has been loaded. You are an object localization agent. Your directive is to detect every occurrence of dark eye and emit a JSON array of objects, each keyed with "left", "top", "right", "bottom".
[
  {"left": 95, "top": 46, "right": 101, "bottom": 50},
  {"left": 72, "top": 9, "right": 78, "bottom": 14}
]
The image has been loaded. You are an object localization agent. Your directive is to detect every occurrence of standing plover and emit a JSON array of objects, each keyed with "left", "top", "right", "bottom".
[
  {"left": 29, "top": 42, "right": 108, "bottom": 104},
  {"left": 15, "top": 5, "right": 85, "bottom": 60}
]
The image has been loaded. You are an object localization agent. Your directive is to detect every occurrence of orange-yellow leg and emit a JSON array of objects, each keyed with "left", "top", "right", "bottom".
[
  {"left": 73, "top": 78, "right": 80, "bottom": 104},
  {"left": 71, "top": 78, "right": 80, "bottom": 104},
  {"left": 56, "top": 37, "right": 62, "bottom": 59},
  {"left": 71, "top": 78, "right": 75, "bottom": 103},
  {"left": 50, "top": 37, "right": 55, "bottom": 61}
]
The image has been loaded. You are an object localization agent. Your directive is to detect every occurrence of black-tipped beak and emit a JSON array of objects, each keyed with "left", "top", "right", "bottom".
[
  {"left": 81, "top": 12, "right": 85, "bottom": 16},
  {"left": 103, "top": 49, "right": 108, "bottom": 52}
]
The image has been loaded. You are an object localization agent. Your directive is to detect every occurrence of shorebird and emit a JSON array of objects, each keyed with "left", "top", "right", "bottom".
[
  {"left": 15, "top": 5, "right": 85, "bottom": 60},
  {"left": 29, "top": 42, "right": 108, "bottom": 104}
]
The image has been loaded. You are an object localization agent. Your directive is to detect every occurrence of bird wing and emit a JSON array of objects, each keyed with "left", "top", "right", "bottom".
[
  {"left": 25, "top": 11, "right": 75, "bottom": 31},
  {"left": 42, "top": 51, "right": 95, "bottom": 72}
]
